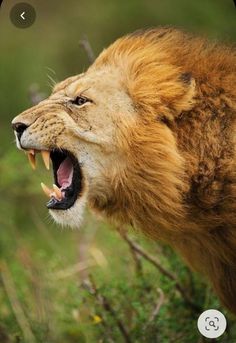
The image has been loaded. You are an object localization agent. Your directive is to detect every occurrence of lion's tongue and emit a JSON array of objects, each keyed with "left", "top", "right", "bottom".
[{"left": 57, "top": 157, "right": 73, "bottom": 189}]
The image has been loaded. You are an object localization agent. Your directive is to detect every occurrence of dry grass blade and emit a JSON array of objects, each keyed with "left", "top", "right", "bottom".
[
  {"left": 0, "top": 260, "right": 37, "bottom": 343},
  {"left": 49, "top": 260, "right": 96, "bottom": 280},
  {"left": 82, "top": 275, "right": 132, "bottom": 343},
  {"left": 79, "top": 35, "right": 96, "bottom": 64},
  {"left": 148, "top": 288, "right": 165, "bottom": 323},
  {"left": 119, "top": 229, "right": 201, "bottom": 312}
]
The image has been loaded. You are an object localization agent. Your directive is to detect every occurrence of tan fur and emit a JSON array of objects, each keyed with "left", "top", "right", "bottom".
[{"left": 12, "top": 28, "right": 236, "bottom": 313}]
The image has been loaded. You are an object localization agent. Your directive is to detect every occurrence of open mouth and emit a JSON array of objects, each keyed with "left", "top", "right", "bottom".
[{"left": 27, "top": 149, "right": 83, "bottom": 210}]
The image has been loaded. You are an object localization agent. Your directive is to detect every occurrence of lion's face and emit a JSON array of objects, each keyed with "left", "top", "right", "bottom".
[
  {"left": 12, "top": 65, "right": 136, "bottom": 227},
  {"left": 12, "top": 29, "right": 196, "bottom": 232}
]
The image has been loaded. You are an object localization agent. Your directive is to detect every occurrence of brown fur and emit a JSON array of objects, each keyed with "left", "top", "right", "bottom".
[{"left": 12, "top": 28, "right": 236, "bottom": 313}]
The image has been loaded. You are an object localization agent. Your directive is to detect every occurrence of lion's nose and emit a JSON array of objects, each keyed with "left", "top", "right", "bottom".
[{"left": 12, "top": 122, "right": 29, "bottom": 140}]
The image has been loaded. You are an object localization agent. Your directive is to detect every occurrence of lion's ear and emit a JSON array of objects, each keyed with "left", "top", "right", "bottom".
[
  {"left": 130, "top": 67, "right": 196, "bottom": 121},
  {"left": 172, "top": 72, "right": 196, "bottom": 114}
]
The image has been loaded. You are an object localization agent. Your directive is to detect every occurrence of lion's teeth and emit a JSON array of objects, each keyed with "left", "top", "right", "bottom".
[
  {"left": 28, "top": 149, "right": 35, "bottom": 155},
  {"left": 53, "top": 184, "right": 63, "bottom": 200},
  {"left": 28, "top": 151, "right": 36, "bottom": 170},
  {"left": 51, "top": 192, "right": 61, "bottom": 201},
  {"left": 41, "top": 151, "right": 50, "bottom": 170},
  {"left": 41, "top": 183, "right": 63, "bottom": 201},
  {"left": 41, "top": 182, "right": 53, "bottom": 198}
]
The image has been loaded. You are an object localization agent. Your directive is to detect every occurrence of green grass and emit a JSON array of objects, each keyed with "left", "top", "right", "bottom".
[{"left": 1, "top": 198, "right": 236, "bottom": 342}]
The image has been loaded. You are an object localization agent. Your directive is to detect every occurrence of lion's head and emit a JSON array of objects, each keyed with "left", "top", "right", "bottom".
[
  {"left": 12, "top": 27, "right": 236, "bottom": 314},
  {"left": 12, "top": 28, "right": 196, "bottom": 235}
]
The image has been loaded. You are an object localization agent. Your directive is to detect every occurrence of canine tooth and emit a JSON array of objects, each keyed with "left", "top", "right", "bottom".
[
  {"left": 41, "top": 182, "right": 53, "bottom": 198},
  {"left": 51, "top": 192, "right": 61, "bottom": 201},
  {"left": 41, "top": 151, "right": 50, "bottom": 170},
  {"left": 28, "top": 152, "right": 36, "bottom": 170},
  {"left": 53, "top": 184, "right": 63, "bottom": 200},
  {"left": 28, "top": 149, "right": 35, "bottom": 155}
]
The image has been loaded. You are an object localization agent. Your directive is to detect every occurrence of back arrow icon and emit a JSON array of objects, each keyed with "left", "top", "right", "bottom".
[{"left": 20, "top": 11, "right": 25, "bottom": 20}]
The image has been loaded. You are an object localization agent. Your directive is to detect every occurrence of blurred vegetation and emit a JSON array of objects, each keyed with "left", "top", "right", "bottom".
[{"left": 0, "top": 0, "right": 236, "bottom": 342}]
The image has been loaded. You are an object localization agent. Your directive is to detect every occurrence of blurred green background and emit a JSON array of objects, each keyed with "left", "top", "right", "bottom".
[{"left": 0, "top": 0, "right": 236, "bottom": 342}]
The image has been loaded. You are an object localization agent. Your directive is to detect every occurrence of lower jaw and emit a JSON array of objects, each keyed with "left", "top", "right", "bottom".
[{"left": 49, "top": 187, "right": 88, "bottom": 228}]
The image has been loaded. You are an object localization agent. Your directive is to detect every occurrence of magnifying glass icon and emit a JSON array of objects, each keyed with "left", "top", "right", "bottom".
[{"left": 209, "top": 320, "right": 216, "bottom": 328}]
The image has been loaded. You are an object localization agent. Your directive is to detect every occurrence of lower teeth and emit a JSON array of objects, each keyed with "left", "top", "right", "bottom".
[{"left": 41, "top": 182, "right": 63, "bottom": 201}]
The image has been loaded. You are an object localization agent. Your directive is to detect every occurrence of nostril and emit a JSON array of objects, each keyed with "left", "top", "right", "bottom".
[
  {"left": 12, "top": 122, "right": 28, "bottom": 133},
  {"left": 12, "top": 122, "right": 29, "bottom": 140}
]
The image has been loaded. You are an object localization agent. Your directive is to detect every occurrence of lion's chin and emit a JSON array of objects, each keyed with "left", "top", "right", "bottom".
[{"left": 49, "top": 192, "right": 88, "bottom": 228}]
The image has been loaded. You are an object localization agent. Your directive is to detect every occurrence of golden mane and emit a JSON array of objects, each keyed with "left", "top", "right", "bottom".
[{"left": 91, "top": 28, "right": 236, "bottom": 313}]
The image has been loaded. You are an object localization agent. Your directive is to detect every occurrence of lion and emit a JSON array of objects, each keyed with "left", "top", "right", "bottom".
[{"left": 12, "top": 27, "right": 236, "bottom": 314}]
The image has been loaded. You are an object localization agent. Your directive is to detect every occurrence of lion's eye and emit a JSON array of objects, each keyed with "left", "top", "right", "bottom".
[{"left": 72, "top": 96, "right": 89, "bottom": 106}]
